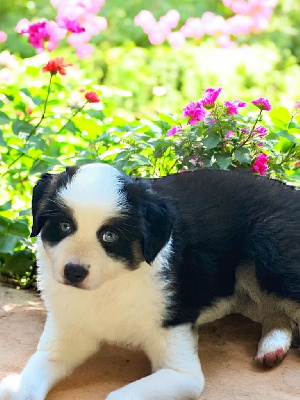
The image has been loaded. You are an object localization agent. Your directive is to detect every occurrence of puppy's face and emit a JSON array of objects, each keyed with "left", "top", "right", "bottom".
[{"left": 31, "top": 164, "right": 174, "bottom": 290}]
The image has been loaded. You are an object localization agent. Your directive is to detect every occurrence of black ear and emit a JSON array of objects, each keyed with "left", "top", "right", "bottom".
[
  {"left": 31, "top": 173, "right": 53, "bottom": 237},
  {"left": 140, "top": 195, "right": 175, "bottom": 264}
]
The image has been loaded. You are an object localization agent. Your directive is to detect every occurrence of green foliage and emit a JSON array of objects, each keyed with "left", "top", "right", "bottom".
[{"left": 0, "top": 62, "right": 299, "bottom": 288}]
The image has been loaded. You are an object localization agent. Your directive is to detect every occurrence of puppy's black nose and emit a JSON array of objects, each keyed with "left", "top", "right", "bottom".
[{"left": 64, "top": 263, "right": 88, "bottom": 284}]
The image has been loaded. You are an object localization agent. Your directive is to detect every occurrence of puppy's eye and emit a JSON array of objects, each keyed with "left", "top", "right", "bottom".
[
  {"left": 102, "top": 230, "right": 118, "bottom": 243},
  {"left": 59, "top": 222, "right": 72, "bottom": 234}
]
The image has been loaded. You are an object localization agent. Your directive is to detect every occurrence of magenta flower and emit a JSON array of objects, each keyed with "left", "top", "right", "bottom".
[
  {"left": 167, "top": 125, "right": 181, "bottom": 136},
  {"left": 22, "top": 21, "right": 50, "bottom": 49},
  {"left": 240, "top": 128, "right": 248, "bottom": 134},
  {"left": 252, "top": 97, "right": 272, "bottom": 111},
  {"left": 224, "top": 99, "right": 247, "bottom": 116},
  {"left": 251, "top": 153, "right": 268, "bottom": 176},
  {"left": 225, "top": 130, "right": 235, "bottom": 138},
  {"left": 255, "top": 125, "right": 268, "bottom": 138},
  {"left": 57, "top": 17, "right": 85, "bottom": 33},
  {"left": 182, "top": 101, "right": 206, "bottom": 125},
  {"left": 201, "top": 87, "right": 222, "bottom": 108},
  {"left": 16, "top": 19, "right": 66, "bottom": 52}
]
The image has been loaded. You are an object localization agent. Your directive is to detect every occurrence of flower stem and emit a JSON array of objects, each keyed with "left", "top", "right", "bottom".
[
  {"left": 56, "top": 101, "right": 88, "bottom": 135},
  {"left": 236, "top": 110, "right": 262, "bottom": 149}
]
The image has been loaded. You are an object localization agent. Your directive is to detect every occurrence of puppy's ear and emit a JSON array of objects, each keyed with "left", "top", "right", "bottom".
[
  {"left": 140, "top": 195, "right": 175, "bottom": 264},
  {"left": 31, "top": 173, "right": 53, "bottom": 237}
]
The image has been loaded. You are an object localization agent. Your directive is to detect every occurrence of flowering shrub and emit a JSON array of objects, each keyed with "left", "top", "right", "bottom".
[
  {"left": 0, "top": 55, "right": 299, "bottom": 287},
  {"left": 164, "top": 88, "right": 299, "bottom": 179}
]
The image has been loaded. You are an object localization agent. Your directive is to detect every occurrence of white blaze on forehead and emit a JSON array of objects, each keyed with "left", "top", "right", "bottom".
[{"left": 58, "top": 163, "right": 127, "bottom": 214}]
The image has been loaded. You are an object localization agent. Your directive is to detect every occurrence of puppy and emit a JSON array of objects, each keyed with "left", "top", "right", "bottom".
[{"left": 0, "top": 163, "right": 299, "bottom": 400}]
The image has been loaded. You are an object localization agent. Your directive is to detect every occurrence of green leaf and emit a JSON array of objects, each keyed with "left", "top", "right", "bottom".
[
  {"left": 85, "top": 110, "right": 105, "bottom": 121},
  {"left": 269, "top": 107, "right": 291, "bottom": 125},
  {"left": 25, "top": 66, "right": 40, "bottom": 77},
  {"left": 12, "top": 120, "right": 33, "bottom": 136},
  {"left": 0, "top": 130, "right": 6, "bottom": 146},
  {"left": 0, "top": 250, "right": 34, "bottom": 276},
  {"left": 158, "top": 113, "right": 178, "bottom": 126},
  {"left": 0, "top": 111, "right": 10, "bottom": 124},
  {"left": 0, "top": 235, "right": 20, "bottom": 254},
  {"left": 273, "top": 137, "right": 294, "bottom": 153},
  {"left": 0, "top": 201, "right": 12, "bottom": 212},
  {"left": 234, "top": 148, "right": 251, "bottom": 164},
  {"left": 202, "top": 131, "right": 221, "bottom": 149},
  {"left": 215, "top": 153, "right": 232, "bottom": 169},
  {"left": 63, "top": 120, "right": 80, "bottom": 133},
  {"left": 7, "top": 220, "right": 30, "bottom": 238},
  {"left": 277, "top": 130, "right": 298, "bottom": 143},
  {"left": 29, "top": 159, "right": 51, "bottom": 175},
  {"left": 131, "top": 154, "right": 152, "bottom": 165},
  {"left": 0, "top": 100, "right": 4, "bottom": 109}
]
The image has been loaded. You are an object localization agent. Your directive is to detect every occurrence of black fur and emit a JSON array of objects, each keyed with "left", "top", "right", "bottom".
[
  {"left": 31, "top": 166, "right": 79, "bottom": 238},
  {"left": 149, "top": 170, "right": 300, "bottom": 326}
]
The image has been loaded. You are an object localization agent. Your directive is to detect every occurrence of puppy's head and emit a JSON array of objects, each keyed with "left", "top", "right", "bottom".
[{"left": 31, "top": 163, "right": 174, "bottom": 290}]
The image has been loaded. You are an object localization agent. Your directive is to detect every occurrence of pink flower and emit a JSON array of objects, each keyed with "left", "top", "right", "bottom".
[
  {"left": 0, "top": 31, "right": 7, "bottom": 43},
  {"left": 224, "top": 99, "right": 247, "bottom": 115},
  {"left": 167, "top": 32, "right": 186, "bottom": 48},
  {"left": 251, "top": 153, "right": 268, "bottom": 176},
  {"left": 293, "top": 101, "right": 300, "bottom": 115},
  {"left": 57, "top": 17, "right": 85, "bottom": 33},
  {"left": 134, "top": 10, "right": 157, "bottom": 34},
  {"left": 255, "top": 125, "right": 268, "bottom": 138},
  {"left": 201, "top": 87, "right": 222, "bottom": 108},
  {"left": 85, "top": 91, "right": 100, "bottom": 103},
  {"left": 252, "top": 97, "right": 272, "bottom": 111},
  {"left": 167, "top": 125, "right": 181, "bottom": 136},
  {"left": 225, "top": 130, "right": 235, "bottom": 138},
  {"left": 240, "top": 128, "right": 248, "bottom": 134},
  {"left": 163, "top": 9, "right": 181, "bottom": 29},
  {"left": 182, "top": 101, "right": 206, "bottom": 125}
]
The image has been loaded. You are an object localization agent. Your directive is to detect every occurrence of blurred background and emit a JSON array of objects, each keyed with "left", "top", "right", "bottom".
[{"left": 1, "top": 0, "right": 300, "bottom": 117}]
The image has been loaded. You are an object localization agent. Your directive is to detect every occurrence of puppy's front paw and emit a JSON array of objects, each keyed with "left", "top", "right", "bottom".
[
  {"left": 0, "top": 374, "right": 43, "bottom": 400},
  {"left": 106, "top": 390, "right": 144, "bottom": 400},
  {"left": 0, "top": 375, "right": 21, "bottom": 400}
]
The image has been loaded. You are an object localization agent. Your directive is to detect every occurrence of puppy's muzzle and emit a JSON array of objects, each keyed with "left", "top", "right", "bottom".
[{"left": 64, "top": 263, "right": 89, "bottom": 285}]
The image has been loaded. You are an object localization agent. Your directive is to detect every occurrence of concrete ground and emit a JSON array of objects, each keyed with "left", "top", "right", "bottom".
[{"left": 0, "top": 284, "right": 299, "bottom": 400}]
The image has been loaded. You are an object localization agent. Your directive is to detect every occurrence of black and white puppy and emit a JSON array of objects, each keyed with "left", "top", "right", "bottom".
[{"left": 0, "top": 163, "right": 299, "bottom": 400}]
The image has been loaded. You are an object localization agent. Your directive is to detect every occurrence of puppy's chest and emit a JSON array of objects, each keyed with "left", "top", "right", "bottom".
[{"left": 49, "top": 271, "right": 167, "bottom": 346}]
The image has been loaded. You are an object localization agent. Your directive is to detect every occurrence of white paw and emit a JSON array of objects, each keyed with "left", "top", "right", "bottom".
[
  {"left": 0, "top": 375, "right": 21, "bottom": 400},
  {"left": 106, "top": 390, "right": 144, "bottom": 400},
  {"left": 0, "top": 374, "right": 43, "bottom": 400},
  {"left": 256, "top": 329, "right": 291, "bottom": 367}
]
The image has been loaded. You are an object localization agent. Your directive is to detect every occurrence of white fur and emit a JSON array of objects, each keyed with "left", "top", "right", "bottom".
[{"left": 256, "top": 329, "right": 292, "bottom": 361}]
